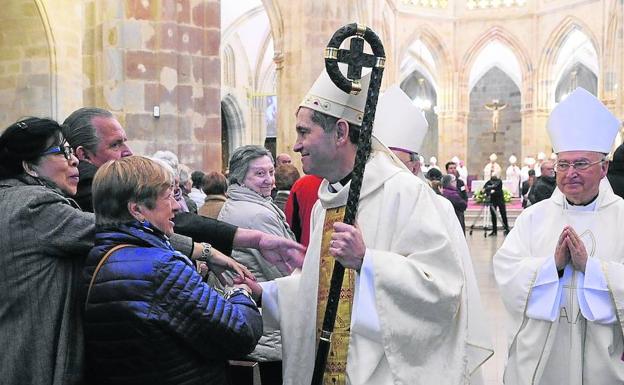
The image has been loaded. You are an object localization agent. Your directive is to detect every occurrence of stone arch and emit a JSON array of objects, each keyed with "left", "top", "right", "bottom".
[
  {"left": 459, "top": 26, "right": 532, "bottom": 112},
  {"left": 536, "top": 16, "right": 601, "bottom": 109},
  {"left": 261, "top": 0, "right": 284, "bottom": 59},
  {"left": 398, "top": 27, "right": 452, "bottom": 109},
  {"left": 221, "top": 94, "right": 245, "bottom": 169},
  {"left": 0, "top": 1, "right": 56, "bottom": 126}
]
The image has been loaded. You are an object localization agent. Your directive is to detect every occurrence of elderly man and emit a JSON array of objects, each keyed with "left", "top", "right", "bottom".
[
  {"left": 253, "top": 72, "right": 490, "bottom": 384},
  {"left": 494, "top": 88, "right": 624, "bottom": 385},
  {"left": 63, "top": 107, "right": 304, "bottom": 274},
  {"left": 528, "top": 159, "right": 556, "bottom": 204}
]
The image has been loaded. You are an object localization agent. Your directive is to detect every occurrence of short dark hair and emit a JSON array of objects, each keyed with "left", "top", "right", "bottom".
[
  {"left": 191, "top": 170, "right": 205, "bottom": 188},
  {"left": 62, "top": 107, "right": 113, "bottom": 152},
  {"left": 275, "top": 164, "right": 301, "bottom": 190},
  {"left": 310, "top": 110, "right": 360, "bottom": 144},
  {"left": 0, "top": 117, "right": 64, "bottom": 178},
  {"left": 445, "top": 161, "right": 457, "bottom": 171},
  {"left": 528, "top": 169, "right": 536, "bottom": 176},
  {"left": 426, "top": 168, "right": 443, "bottom": 181},
  {"left": 202, "top": 171, "right": 228, "bottom": 195}
]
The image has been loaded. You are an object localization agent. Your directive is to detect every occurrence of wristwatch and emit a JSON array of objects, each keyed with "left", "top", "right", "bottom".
[
  {"left": 225, "top": 287, "right": 257, "bottom": 306},
  {"left": 198, "top": 242, "right": 212, "bottom": 262}
]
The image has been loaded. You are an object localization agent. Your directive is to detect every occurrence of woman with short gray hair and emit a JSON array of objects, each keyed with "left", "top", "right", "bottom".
[{"left": 218, "top": 144, "right": 295, "bottom": 384}]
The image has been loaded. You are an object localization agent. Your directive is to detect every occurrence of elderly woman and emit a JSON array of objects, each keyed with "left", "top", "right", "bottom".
[
  {"left": 218, "top": 145, "right": 296, "bottom": 383},
  {"left": 441, "top": 173, "right": 468, "bottom": 233},
  {"left": 0, "top": 117, "right": 94, "bottom": 385},
  {"left": 84, "top": 156, "right": 262, "bottom": 385}
]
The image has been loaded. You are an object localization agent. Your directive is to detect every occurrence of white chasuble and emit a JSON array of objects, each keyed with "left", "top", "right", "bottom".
[
  {"left": 261, "top": 141, "right": 492, "bottom": 385},
  {"left": 494, "top": 179, "right": 624, "bottom": 385}
]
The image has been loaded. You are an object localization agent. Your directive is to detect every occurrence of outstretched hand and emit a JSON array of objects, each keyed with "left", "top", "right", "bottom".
[
  {"left": 206, "top": 248, "right": 256, "bottom": 286},
  {"left": 258, "top": 233, "right": 306, "bottom": 275}
]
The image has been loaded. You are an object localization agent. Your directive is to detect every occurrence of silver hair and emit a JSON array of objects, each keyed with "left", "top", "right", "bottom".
[
  {"left": 228, "top": 145, "right": 274, "bottom": 185},
  {"left": 441, "top": 173, "right": 456, "bottom": 188},
  {"left": 178, "top": 164, "right": 192, "bottom": 185},
  {"left": 151, "top": 150, "right": 179, "bottom": 176}
]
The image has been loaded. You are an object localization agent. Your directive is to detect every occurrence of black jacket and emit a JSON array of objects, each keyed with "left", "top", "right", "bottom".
[
  {"left": 528, "top": 175, "right": 556, "bottom": 204},
  {"left": 608, "top": 143, "right": 624, "bottom": 199},
  {"left": 483, "top": 177, "right": 504, "bottom": 203}
]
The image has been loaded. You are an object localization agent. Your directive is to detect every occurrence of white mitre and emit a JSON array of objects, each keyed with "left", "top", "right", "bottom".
[
  {"left": 547, "top": 87, "right": 621, "bottom": 153},
  {"left": 509, "top": 155, "right": 517, "bottom": 164},
  {"left": 299, "top": 66, "right": 372, "bottom": 126},
  {"left": 489, "top": 153, "right": 497, "bottom": 162},
  {"left": 372, "top": 85, "right": 428, "bottom": 154}
]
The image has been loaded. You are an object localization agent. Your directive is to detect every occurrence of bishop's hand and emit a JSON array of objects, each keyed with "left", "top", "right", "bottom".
[
  {"left": 330, "top": 222, "right": 366, "bottom": 272},
  {"left": 566, "top": 226, "right": 588, "bottom": 273},
  {"left": 554, "top": 227, "right": 571, "bottom": 271}
]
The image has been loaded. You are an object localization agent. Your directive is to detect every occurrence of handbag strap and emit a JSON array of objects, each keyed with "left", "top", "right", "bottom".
[{"left": 85, "top": 244, "right": 134, "bottom": 310}]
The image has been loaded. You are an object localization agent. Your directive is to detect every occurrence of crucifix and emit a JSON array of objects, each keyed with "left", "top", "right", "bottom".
[{"left": 484, "top": 99, "right": 507, "bottom": 142}]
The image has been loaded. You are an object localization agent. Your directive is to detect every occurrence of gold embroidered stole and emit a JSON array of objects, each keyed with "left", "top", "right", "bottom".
[{"left": 316, "top": 205, "right": 355, "bottom": 385}]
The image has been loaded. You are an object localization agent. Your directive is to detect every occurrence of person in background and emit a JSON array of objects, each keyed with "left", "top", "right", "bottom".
[
  {"left": 521, "top": 169, "right": 536, "bottom": 208},
  {"left": 284, "top": 174, "right": 322, "bottom": 247},
  {"left": 528, "top": 159, "right": 556, "bottom": 205},
  {"left": 483, "top": 153, "right": 502, "bottom": 179},
  {"left": 607, "top": 142, "right": 624, "bottom": 199},
  {"left": 426, "top": 167, "right": 443, "bottom": 194},
  {"left": 199, "top": 171, "right": 229, "bottom": 219},
  {"left": 152, "top": 150, "right": 190, "bottom": 213},
  {"left": 275, "top": 153, "right": 292, "bottom": 166},
  {"left": 0, "top": 117, "right": 94, "bottom": 385},
  {"left": 446, "top": 161, "right": 468, "bottom": 201},
  {"left": 483, "top": 173, "right": 510, "bottom": 236},
  {"left": 218, "top": 145, "right": 296, "bottom": 385},
  {"left": 274, "top": 163, "right": 301, "bottom": 212},
  {"left": 442, "top": 174, "right": 468, "bottom": 233},
  {"left": 84, "top": 156, "right": 262, "bottom": 385},
  {"left": 189, "top": 170, "right": 207, "bottom": 209},
  {"left": 179, "top": 163, "right": 198, "bottom": 214}
]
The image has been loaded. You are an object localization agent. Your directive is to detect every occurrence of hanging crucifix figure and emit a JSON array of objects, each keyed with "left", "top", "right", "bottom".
[{"left": 484, "top": 99, "right": 507, "bottom": 142}]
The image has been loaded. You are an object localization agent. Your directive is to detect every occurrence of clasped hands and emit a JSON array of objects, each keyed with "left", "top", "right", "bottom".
[{"left": 555, "top": 225, "right": 588, "bottom": 273}]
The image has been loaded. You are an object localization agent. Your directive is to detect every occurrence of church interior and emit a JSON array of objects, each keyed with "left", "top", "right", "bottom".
[{"left": 2, "top": 1, "right": 624, "bottom": 383}]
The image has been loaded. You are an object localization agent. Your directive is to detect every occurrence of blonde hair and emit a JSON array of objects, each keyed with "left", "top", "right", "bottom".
[{"left": 92, "top": 156, "right": 174, "bottom": 226}]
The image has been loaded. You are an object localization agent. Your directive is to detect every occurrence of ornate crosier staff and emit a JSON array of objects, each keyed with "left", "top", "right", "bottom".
[{"left": 311, "top": 23, "right": 385, "bottom": 385}]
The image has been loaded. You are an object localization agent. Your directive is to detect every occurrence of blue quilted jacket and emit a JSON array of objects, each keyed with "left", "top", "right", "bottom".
[{"left": 83, "top": 222, "right": 262, "bottom": 385}]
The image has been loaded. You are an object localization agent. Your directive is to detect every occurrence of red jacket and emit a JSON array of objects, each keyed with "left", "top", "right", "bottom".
[{"left": 284, "top": 175, "right": 322, "bottom": 247}]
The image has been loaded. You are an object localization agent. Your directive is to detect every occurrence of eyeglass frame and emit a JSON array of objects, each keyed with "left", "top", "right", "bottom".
[
  {"left": 554, "top": 158, "right": 606, "bottom": 172},
  {"left": 41, "top": 143, "right": 75, "bottom": 160}
]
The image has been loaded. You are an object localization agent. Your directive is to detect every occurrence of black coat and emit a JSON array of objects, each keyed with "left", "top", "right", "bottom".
[{"left": 608, "top": 143, "right": 624, "bottom": 199}]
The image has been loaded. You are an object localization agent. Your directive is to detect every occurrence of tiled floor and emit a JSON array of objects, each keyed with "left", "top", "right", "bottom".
[{"left": 466, "top": 231, "right": 508, "bottom": 385}]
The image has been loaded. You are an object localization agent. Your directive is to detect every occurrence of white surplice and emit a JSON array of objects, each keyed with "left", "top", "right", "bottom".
[
  {"left": 494, "top": 179, "right": 624, "bottom": 385},
  {"left": 262, "top": 139, "right": 492, "bottom": 385}
]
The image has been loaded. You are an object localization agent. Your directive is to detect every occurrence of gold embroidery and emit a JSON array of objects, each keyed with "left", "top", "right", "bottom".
[{"left": 316, "top": 206, "right": 353, "bottom": 385}]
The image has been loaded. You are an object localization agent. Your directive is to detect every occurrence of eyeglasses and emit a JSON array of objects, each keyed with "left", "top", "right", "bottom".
[
  {"left": 41, "top": 144, "right": 75, "bottom": 160},
  {"left": 408, "top": 152, "right": 420, "bottom": 163},
  {"left": 554, "top": 158, "right": 605, "bottom": 172}
]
